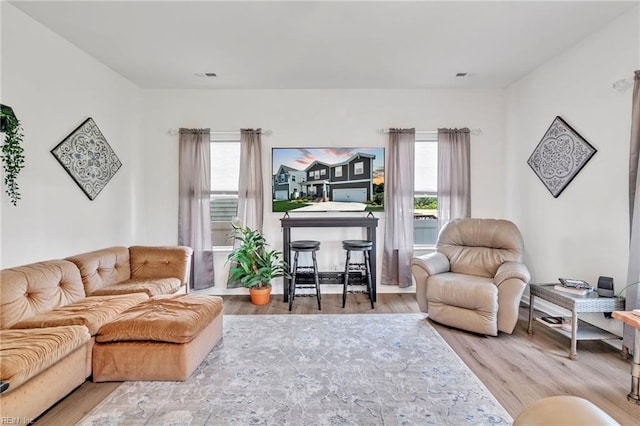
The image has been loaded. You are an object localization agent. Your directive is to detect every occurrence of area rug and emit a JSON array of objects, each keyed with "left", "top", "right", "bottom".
[{"left": 79, "top": 314, "right": 511, "bottom": 425}]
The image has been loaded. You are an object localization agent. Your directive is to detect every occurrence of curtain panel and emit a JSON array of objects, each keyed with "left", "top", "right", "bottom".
[
  {"left": 178, "top": 128, "right": 214, "bottom": 290},
  {"left": 237, "top": 129, "right": 264, "bottom": 233},
  {"left": 625, "top": 70, "right": 640, "bottom": 350},
  {"left": 228, "top": 129, "right": 264, "bottom": 289},
  {"left": 437, "top": 128, "right": 471, "bottom": 230},
  {"left": 382, "top": 128, "right": 415, "bottom": 287}
]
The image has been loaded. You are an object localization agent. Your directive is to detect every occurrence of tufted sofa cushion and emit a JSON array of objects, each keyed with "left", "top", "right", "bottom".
[
  {"left": 0, "top": 260, "right": 86, "bottom": 329},
  {"left": 87, "top": 278, "right": 182, "bottom": 297},
  {"left": 10, "top": 293, "right": 148, "bottom": 335},
  {"left": 0, "top": 326, "right": 90, "bottom": 390},
  {"left": 66, "top": 247, "right": 131, "bottom": 296},
  {"left": 129, "top": 246, "right": 192, "bottom": 285},
  {"left": 97, "top": 294, "right": 223, "bottom": 344},
  {"left": 437, "top": 218, "right": 525, "bottom": 278}
]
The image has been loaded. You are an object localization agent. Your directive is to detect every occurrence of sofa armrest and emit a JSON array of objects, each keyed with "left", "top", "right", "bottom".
[
  {"left": 494, "top": 261, "right": 530, "bottom": 286},
  {"left": 129, "top": 246, "right": 194, "bottom": 285},
  {"left": 411, "top": 252, "right": 450, "bottom": 277}
]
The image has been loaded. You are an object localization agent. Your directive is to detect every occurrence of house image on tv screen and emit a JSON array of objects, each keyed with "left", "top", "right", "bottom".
[{"left": 272, "top": 148, "right": 384, "bottom": 212}]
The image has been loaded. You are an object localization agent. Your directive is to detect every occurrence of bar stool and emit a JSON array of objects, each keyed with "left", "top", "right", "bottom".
[
  {"left": 289, "top": 240, "right": 321, "bottom": 311},
  {"left": 342, "top": 240, "right": 374, "bottom": 309}
]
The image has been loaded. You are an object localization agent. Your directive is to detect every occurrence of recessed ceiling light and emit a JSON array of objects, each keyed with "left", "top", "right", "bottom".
[{"left": 456, "top": 72, "right": 468, "bottom": 77}]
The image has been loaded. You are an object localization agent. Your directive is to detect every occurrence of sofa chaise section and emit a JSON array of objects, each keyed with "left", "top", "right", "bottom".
[
  {"left": 67, "top": 246, "right": 193, "bottom": 297},
  {"left": 0, "top": 260, "right": 95, "bottom": 420},
  {"left": 0, "top": 258, "right": 149, "bottom": 420},
  {"left": 0, "top": 326, "right": 91, "bottom": 421}
]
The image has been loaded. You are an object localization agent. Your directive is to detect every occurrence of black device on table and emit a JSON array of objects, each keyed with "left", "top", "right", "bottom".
[
  {"left": 597, "top": 276, "right": 614, "bottom": 297},
  {"left": 597, "top": 276, "right": 615, "bottom": 318}
]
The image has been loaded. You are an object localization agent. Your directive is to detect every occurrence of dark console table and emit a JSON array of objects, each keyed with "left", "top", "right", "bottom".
[{"left": 280, "top": 215, "right": 379, "bottom": 303}]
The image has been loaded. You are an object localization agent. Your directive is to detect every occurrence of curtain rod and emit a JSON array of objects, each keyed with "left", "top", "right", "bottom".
[
  {"left": 378, "top": 128, "right": 481, "bottom": 135},
  {"left": 167, "top": 128, "right": 272, "bottom": 136}
]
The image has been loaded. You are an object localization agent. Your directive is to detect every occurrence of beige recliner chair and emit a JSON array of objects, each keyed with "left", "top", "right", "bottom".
[{"left": 411, "top": 218, "right": 530, "bottom": 336}]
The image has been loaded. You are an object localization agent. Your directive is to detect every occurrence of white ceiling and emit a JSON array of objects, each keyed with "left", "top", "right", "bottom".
[{"left": 9, "top": 1, "right": 638, "bottom": 90}]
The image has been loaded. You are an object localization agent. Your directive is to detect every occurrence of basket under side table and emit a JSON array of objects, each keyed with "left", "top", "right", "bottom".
[{"left": 527, "top": 283, "right": 625, "bottom": 360}]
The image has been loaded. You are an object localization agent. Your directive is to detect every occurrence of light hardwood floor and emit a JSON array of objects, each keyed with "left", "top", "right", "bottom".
[{"left": 37, "top": 293, "right": 640, "bottom": 425}]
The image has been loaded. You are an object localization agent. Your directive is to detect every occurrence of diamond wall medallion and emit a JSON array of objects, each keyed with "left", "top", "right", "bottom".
[
  {"left": 527, "top": 116, "right": 596, "bottom": 198},
  {"left": 51, "top": 118, "right": 122, "bottom": 200}
]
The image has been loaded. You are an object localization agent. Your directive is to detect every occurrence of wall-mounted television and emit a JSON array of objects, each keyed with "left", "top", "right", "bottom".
[{"left": 272, "top": 147, "right": 385, "bottom": 212}]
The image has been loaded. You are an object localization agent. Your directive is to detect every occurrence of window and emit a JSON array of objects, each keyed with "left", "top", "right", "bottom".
[
  {"left": 291, "top": 175, "right": 296, "bottom": 182},
  {"left": 320, "top": 169, "right": 326, "bottom": 176},
  {"left": 414, "top": 137, "right": 438, "bottom": 246},
  {"left": 354, "top": 161, "right": 364, "bottom": 175},
  {"left": 309, "top": 171, "right": 313, "bottom": 178},
  {"left": 210, "top": 138, "right": 240, "bottom": 248},
  {"left": 335, "top": 165, "right": 342, "bottom": 177},
  {"left": 314, "top": 170, "right": 320, "bottom": 179}
]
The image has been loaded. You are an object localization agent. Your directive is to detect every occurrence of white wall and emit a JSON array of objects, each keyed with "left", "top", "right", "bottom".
[
  {"left": 0, "top": 4, "right": 143, "bottom": 267},
  {"left": 140, "top": 89, "right": 506, "bottom": 293},
  {"left": 505, "top": 6, "right": 640, "bottom": 333}
]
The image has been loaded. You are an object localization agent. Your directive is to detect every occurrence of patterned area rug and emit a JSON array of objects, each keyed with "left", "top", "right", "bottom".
[{"left": 80, "top": 314, "right": 511, "bottom": 425}]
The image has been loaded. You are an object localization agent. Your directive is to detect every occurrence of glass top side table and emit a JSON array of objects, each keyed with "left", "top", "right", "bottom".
[{"left": 527, "top": 283, "right": 625, "bottom": 359}]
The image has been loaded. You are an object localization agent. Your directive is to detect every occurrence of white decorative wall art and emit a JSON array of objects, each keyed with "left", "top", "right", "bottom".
[
  {"left": 527, "top": 116, "right": 597, "bottom": 198},
  {"left": 51, "top": 118, "right": 122, "bottom": 200}
]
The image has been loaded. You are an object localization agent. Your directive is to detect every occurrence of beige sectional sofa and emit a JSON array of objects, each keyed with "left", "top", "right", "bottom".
[{"left": 0, "top": 246, "right": 196, "bottom": 421}]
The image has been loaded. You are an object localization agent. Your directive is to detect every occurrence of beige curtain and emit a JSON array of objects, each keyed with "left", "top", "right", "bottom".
[
  {"left": 437, "top": 128, "right": 471, "bottom": 230},
  {"left": 237, "top": 129, "right": 264, "bottom": 232},
  {"left": 178, "top": 128, "right": 214, "bottom": 290},
  {"left": 382, "top": 128, "right": 415, "bottom": 287},
  {"left": 624, "top": 70, "right": 640, "bottom": 350}
]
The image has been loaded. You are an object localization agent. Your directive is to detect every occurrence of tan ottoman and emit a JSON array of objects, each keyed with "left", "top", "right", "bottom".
[{"left": 92, "top": 294, "right": 223, "bottom": 382}]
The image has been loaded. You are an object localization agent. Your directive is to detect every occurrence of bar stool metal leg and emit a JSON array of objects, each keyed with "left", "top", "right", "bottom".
[
  {"left": 342, "top": 249, "right": 351, "bottom": 308},
  {"left": 364, "top": 250, "right": 374, "bottom": 309},
  {"left": 312, "top": 250, "right": 321, "bottom": 310},
  {"left": 288, "top": 251, "right": 299, "bottom": 311}
]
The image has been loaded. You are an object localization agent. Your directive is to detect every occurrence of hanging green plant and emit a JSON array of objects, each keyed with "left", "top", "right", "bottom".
[{"left": 0, "top": 105, "right": 25, "bottom": 206}]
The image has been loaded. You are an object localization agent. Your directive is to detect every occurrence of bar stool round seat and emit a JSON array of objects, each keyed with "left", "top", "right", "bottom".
[
  {"left": 342, "top": 240, "right": 374, "bottom": 309},
  {"left": 342, "top": 240, "right": 373, "bottom": 250},
  {"left": 289, "top": 240, "right": 321, "bottom": 311},
  {"left": 290, "top": 240, "right": 321, "bottom": 251}
]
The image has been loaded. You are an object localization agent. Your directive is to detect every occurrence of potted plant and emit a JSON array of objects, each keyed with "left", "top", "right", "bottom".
[
  {"left": 226, "top": 221, "right": 288, "bottom": 305},
  {"left": 0, "top": 105, "right": 25, "bottom": 206}
]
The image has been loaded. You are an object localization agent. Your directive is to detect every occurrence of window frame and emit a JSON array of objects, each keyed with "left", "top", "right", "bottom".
[
  {"left": 414, "top": 135, "right": 438, "bottom": 249},
  {"left": 354, "top": 161, "right": 364, "bottom": 175},
  {"left": 210, "top": 136, "right": 241, "bottom": 250}
]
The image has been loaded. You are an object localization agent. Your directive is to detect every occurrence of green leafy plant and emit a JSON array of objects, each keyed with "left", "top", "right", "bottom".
[
  {"left": 0, "top": 105, "right": 25, "bottom": 206},
  {"left": 226, "top": 221, "right": 288, "bottom": 289}
]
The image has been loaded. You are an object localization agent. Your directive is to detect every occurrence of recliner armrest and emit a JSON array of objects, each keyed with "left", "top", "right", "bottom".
[
  {"left": 494, "top": 261, "right": 530, "bottom": 286},
  {"left": 411, "top": 252, "right": 450, "bottom": 276}
]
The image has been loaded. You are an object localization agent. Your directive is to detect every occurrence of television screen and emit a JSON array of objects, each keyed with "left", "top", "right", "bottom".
[{"left": 272, "top": 147, "right": 385, "bottom": 212}]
